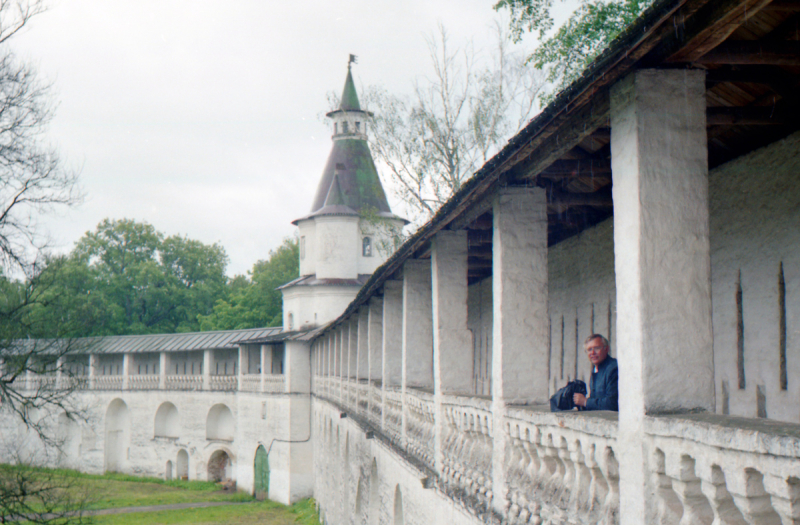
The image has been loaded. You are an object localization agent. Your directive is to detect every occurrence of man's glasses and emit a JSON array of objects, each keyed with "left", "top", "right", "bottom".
[{"left": 586, "top": 346, "right": 606, "bottom": 354}]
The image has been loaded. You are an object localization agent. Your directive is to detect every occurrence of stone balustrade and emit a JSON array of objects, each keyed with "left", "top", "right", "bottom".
[
  {"left": 441, "top": 395, "right": 494, "bottom": 507},
  {"left": 504, "top": 406, "right": 619, "bottom": 525},
  {"left": 128, "top": 374, "right": 159, "bottom": 390},
  {"left": 263, "top": 374, "right": 287, "bottom": 394},
  {"left": 165, "top": 375, "right": 203, "bottom": 391},
  {"left": 208, "top": 375, "right": 237, "bottom": 391},
  {"left": 239, "top": 374, "right": 261, "bottom": 392},
  {"left": 93, "top": 375, "right": 123, "bottom": 390},
  {"left": 645, "top": 413, "right": 800, "bottom": 525},
  {"left": 312, "top": 374, "right": 800, "bottom": 525}
]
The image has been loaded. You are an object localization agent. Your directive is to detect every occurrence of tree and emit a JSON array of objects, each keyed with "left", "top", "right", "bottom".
[
  {"left": 347, "top": 24, "right": 544, "bottom": 226},
  {"left": 198, "top": 237, "right": 299, "bottom": 331},
  {"left": 0, "top": 1, "right": 92, "bottom": 522},
  {"left": 495, "top": 0, "right": 652, "bottom": 101},
  {"left": 29, "top": 219, "right": 230, "bottom": 337}
]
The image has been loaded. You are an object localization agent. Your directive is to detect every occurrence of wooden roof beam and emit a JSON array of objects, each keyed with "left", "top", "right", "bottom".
[
  {"left": 696, "top": 41, "right": 800, "bottom": 65},
  {"left": 707, "top": 106, "right": 793, "bottom": 125}
]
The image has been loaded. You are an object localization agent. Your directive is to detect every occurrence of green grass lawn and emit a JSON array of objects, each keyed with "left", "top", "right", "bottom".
[
  {"left": 90, "top": 499, "right": 321, "bottom": 525},
  {"left": 0, "top": 465, "right": 321, "bottom": 524}
]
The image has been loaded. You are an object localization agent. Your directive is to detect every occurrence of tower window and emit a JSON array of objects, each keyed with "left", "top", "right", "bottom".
[
  {"left": 343, "top": 122, "right": 349, "bottom": 134},
  {"left": 300, "top": 236, "right": 306, "bottom": 260},
  {"left": 288, "top": 313, "right": 294, "bottom": 330},
  {"left": 355, "top": 121, "right": 360, "bottom": 131},
  {"left": 334, "top": 123, "right": 338, "bottom": 134},
  {"left": 362, "top": 236, "right": 373, "bottom": 257}
]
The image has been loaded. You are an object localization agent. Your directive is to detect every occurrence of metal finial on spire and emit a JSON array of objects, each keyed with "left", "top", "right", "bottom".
[{"left": 348, "top": 54, "right": 358, "bottom": 69}]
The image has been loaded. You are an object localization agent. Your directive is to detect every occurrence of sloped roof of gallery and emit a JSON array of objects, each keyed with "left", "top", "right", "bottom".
[{"left": 293, "top": 63, "right": 407, "bottom": 225}]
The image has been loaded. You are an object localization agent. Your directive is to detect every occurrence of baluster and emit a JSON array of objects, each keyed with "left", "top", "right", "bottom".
[
  {"left": 727, "top": 468, "right": 782, "bottom": 525},
  {"left": 651, "top": 448, "right": 683, "bottom": 525},
  {"left": 570, "top": 439, "right": 592, "bottom": 516},
  {"left": 763, "top": 474, "right": 800, "bottom": 525},
  {"left": 697, "top": 464, "right": 747, "bottom": 525},
  {"left": 666, "top": 454, "right": 714, "bottom": 525},
  {"left": 586, "top": 443, "right": 609, "bottom": 517},
  {"left": 601, "top": 447, "right": 620, "bottom": 525}
]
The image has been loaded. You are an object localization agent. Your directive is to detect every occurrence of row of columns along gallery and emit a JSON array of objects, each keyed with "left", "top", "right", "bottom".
[{"left": 310, "top": 70, "right": 717, "bottom": 521}]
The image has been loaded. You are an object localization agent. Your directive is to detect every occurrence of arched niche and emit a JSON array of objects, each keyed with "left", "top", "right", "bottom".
[
  {"left": 369, "top": 459, "right": 379, "bottom": 524},
  {"left": 176, "top": 449, "right": 189, "bottom": 480},
  {"left": 393, "top": 485, "right": 404, "bottom": 525},
  {"left": 206, "top": 404, "right": 234, "bottom": 441},
  {"left": 154, "top": 402, "right": 180, "bottom": 438},
  {"left": 104, "top": 398, "right": 130, "bottom": 473},
  {"left": 165, "top": 460, "right": 173, "bottom": 481}
]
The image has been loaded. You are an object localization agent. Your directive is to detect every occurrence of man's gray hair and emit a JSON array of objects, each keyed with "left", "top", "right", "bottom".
[{"left": 584, "top": 334, "right": 610, "bottom": 349}]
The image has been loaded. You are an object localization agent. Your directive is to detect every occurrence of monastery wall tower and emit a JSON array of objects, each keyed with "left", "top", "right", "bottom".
[{"left": 280, "top": 63, "right": 406, "bottom": 332}]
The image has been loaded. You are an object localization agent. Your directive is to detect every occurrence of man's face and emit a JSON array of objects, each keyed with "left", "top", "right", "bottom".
[{"left": 585, "top": 338, "right": 609, "bottom": 367}]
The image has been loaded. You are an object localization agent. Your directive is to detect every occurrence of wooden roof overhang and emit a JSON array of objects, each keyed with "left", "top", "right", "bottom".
[{"left": 313, "top": 0, "right": 800, "bottom": 338}]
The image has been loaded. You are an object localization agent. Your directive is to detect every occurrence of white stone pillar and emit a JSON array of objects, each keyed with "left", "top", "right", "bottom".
[
  {"left": 122, "top": 353, "right": 131, "bottom": 390},
  {"left": 159, "top": 352, "right": 168, "bottom": 390},
  {"left": 491, "top": 186, "right": 549, "bottom": 512},
  {"left": 402, "top": 259, "right": 434, "bottom": 389},
  {"left": 203, "top": 349, "right": 213, "bottom": 391},
  {"left": 285, "top": 341, "right": 310, "bottom": 394},
  {"left": 238, "top": 346, "right": 246, "bottom": 392},
  {"left": 55, "top": 356, "right": 64, "bottom": 390},
  {"left": 261, "top": 344, "right": 272, "bottom": 392},
  {"left": 89, "top": 354, "right": 97, "bottom": 390},
  {"left": 368, "top": 297, "right": 383, "bottom": 384},
  {"left": 610, "top": 69, "right": 712, "bottom": 525},
  {"left": 382, "top": 280, "right": 403, "bottom": 431},
  {"left": 349, "top": 319, "right": 358, "bottom": 380},
  {"left": 432, "top": 230, "right": 473, "bottom": 474},
  {"left": 357, "top": 307, "right": 369, "bottom": 381}
]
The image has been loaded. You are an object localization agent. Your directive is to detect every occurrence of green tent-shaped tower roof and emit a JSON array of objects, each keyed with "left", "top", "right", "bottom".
[{"left": 294, "top": 65, "right": 406, "bottom": 225}]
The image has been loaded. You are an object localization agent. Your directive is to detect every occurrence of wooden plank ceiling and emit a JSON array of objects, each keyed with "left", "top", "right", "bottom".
[{"left": 457, "top": 0, "right": 800, "bottom": 284}]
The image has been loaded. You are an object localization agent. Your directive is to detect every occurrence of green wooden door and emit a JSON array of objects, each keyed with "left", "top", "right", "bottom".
[{"left": 254, "top": 445, "right": 269, "bottom": 500}]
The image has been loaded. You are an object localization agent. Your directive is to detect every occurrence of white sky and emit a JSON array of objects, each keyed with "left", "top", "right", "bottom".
[{"left": 10, "top": 0, "right": 538, "bottom": 276}]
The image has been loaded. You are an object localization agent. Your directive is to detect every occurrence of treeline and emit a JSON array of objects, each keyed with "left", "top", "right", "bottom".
[{"left": 3, "top": 219, "right": 298, "bottom": 338}]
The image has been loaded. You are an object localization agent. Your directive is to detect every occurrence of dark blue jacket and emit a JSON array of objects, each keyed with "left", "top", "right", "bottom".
[{"left": 584, "top": 356, "right": 618, "bottom": 411}]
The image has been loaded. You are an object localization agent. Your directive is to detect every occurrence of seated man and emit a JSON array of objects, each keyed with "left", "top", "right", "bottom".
[{"left": 573, "top": 334, "right": 618, "bottom": 411}]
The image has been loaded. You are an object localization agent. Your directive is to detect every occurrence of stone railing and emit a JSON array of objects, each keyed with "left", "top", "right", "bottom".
[
  {"left": 263, "top": 374, "right": 286, "bottom": 394},
  {"left": 128, "top": 374, "right": 159, "bottom": 390},
  {"left": 93, "top": 375, "right": 123, "bottom": 390},
  {"left": 165, "top": 375, "right": 202, "bottom": 391},
  {"left": 209, "top": 375, "right": 237, "bottom": 391},
  {"left": 239, "top": 374, "right": 261, "bottom": 392},
  {"left": 384, "top": 388, "right": 403, "bottom": 444},
  {"left": 368, "top": 382, "right": 382, "bottom": 427},
  {"left": 25, "top": 374, "right": 58, "bottom": 391},
  {"left": 239, "top": 373, "right": 286, "bottom": 393},
  {"left": 505, "top": 406, "right": 619, "bottom": 525},
  {"left": 405, "top": 388, "right": 435, "bottom": 469},
  {"left": 441, "top": 395, "right": 495, "bottom": 506},
  {"left": 644, "top": 413, "right": 800, "bottom": 525}
]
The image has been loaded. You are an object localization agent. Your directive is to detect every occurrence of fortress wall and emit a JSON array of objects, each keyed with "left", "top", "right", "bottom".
[{"left": 311, "top": 397, "right": 485, "bottom": 525}]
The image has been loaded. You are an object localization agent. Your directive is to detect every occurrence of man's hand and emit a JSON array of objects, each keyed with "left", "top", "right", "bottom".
[{"left": 573, "top": 393, "right": 587, "bottom": 408}]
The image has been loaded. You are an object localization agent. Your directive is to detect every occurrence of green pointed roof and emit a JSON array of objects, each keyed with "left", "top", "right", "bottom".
[
  {"left": 339, "top": 67, "right": 361, "bottom": 111},
  {"left": 324, "top": 173, "right": 346, "bottom": 206}
]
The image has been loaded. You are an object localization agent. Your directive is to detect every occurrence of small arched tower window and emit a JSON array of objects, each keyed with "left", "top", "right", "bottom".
[
  {"left": 334, "top": 123, "right": 338, "bottom": 134},
  {"left": 355, "top": 121, "right": 360, "bottom": 132},
  {"left": 300, "top": 236, "right": 306, "bottom": 260},
  {"left": 342, "top": 121, "right": 349, "bottom": 134},
  {"left": 288, "top": 313, "right": 294, "bottom": 330},
  {"left": 362, "top": 236, "right": 373, "bottom": 257}
]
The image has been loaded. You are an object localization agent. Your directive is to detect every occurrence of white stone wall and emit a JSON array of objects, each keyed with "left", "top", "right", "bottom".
[
  {"left": 312, "top": 398, "right": 488, "bottom": 525},
  {"left": 283, "top": 285, "right": 360, "bottom": 331},
  {"left": 0, "top": 390, "right": 312, "bottom": 505},
  {"left": 315, "top": 216, "right": 360, "bottom": 280},
  {"left": 298, "top": 220, "right": 317, "bottom": 277}
]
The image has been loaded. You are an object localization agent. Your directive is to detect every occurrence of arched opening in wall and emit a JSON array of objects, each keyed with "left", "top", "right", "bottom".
[
  {"left": 208, "top": 449, "right": 233, "bottom": 482},
  {"left": 104, "top": 399, "right": 130, "bottom": 473},
  {"left": 176, "top": 449, "right": 189, "bottom": 480},
  {"left": 355, "top": 480, "right": 363, "bottom": 518},
  {"left": 154, "top": 402, "right": 180, "bottom": 438},
  {"left": 393, "top": 486, "right": 404, "bottom": 525},
  {"left": 254, "top": 445, "right": 269, "bottom": 500},
  {"left": 206, "top": 404, "right": 234, "bottom": 441},
  {"left": 56, "top": 412, "right": 81, "bottom": 468},
  {"left": 369, "top": 459, "right": 379, "bottom": 525},
  {"left": 165, "top": 460, "right": 173, "bottom": 481}
]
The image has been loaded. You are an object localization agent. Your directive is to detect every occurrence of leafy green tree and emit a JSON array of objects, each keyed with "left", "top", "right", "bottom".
[
  {"left": 29, "top": 219, "right": 230, "bottom": 336},
  {"left": 199, "top": 237, "right": 298, "bottom": 331},
  {"left": 495, "top": 0, "right": 651, "bottom": 101}
]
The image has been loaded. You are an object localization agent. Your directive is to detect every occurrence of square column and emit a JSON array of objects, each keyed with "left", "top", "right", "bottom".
[
  {"left": 203, "top": 349, "right": 213, "bottom": 390},
  {"left": 238, "top": 346, "right": 247, "bottom": 392},
  {"left": 89, "top": 354, "right": 97, "bottom": 390},
  {"left": 368, "top": 297, "right": 383, "bottom": 384},
  {"left": 432, "top": 230, "right": 473, "bottom": 394},
  {"left": 491, "top": 186, "right": 549, "bottom": 512},
  {"left": 122, "top": 353, "right": 131, "bottom": 390},
  {"left": 402, "top": 259, "right": 434, "bottom": 390},
  {"left": 611, "top": 69, "right": 712, "bottom": 525},
  {"left": 382, "top": 281, "right": 403, "bottom": 388},
  {"left": 348, "top": 319, "right": 358, "bottom": 380},
  {"left": 285, "top": 341, "right": 310, "bottom": 394},
  {"left": 357, "top": 307, "right": 369, "bottom": 381},
  {"left": 159, "top": 352, "right": 168, "bottom": 389}
]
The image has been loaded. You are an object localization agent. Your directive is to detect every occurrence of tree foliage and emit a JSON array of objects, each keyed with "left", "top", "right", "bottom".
[
  {"left": 344, "top": 25, "right": 544, "bottom": 226},
  {"left": 198, "top": 237, "right": 299, "bottom": 331},
  {"left": 495, "top": 0, "right": 652, "bottom": 100}
]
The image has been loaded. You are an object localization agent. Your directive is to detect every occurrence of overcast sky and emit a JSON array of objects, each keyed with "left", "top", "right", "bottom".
[{"left": 10, "top": 0, "right": 538, "bottom": 276}]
